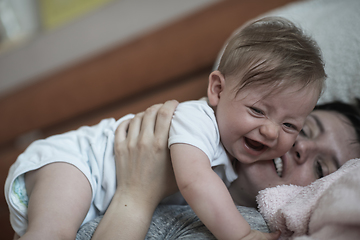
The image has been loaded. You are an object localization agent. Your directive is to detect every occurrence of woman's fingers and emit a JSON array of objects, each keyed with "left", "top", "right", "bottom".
[
  {"left": 154, "top": 100, "right": 179, "bottom": 139},
  {"left": 115, "top": 119, "right": 131, "bottom": 142},
  {"left": 127, "top": 100, "right": 178, "bottom": 144},
  {"left": 114, "top": 119, "right": 131, "bottom": 159},
  {"left": 126, "top": 112, "right": 144, "bottom": 144},
  {"left": 140, "top": 100, "right": 178, "bottom": 152},
  {"left": 141, "top": 103, "right": 164, "bottom": 138},
  {"left": 113, "top": 101, "right": 179, "bottom": 203},
  {"left": 115, "top": 100, "right": 178, "bottom": 152}
]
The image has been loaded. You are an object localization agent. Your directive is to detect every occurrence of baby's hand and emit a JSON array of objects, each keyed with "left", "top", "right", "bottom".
[{"left": 241, "top": 229, "right": 280, "bottom": 240}]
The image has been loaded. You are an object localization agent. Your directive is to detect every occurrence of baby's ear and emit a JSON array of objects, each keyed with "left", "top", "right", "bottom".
[{"left": 207, "top": 71, "right": 225, "bottom": 107}]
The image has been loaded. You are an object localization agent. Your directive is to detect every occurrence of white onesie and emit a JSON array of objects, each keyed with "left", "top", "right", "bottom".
[
  {"left": 168, "top": 98, "right": 237, "bottom": 187},
  {"left": 5, "top": 98, "right": 237, "bottom": 236}
]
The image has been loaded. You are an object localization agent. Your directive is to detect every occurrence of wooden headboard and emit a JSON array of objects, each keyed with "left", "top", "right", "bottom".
[{"left": 0, "top": 0, "right": 297, "bottom": 237}]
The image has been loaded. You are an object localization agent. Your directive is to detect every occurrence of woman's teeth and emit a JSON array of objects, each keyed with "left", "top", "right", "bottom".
[{"left": 274, "top": 157, "right": 283, "bottom": 177}]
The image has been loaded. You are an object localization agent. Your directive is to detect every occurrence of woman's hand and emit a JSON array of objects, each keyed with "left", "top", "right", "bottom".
[
  {"left": 114, "top": 100, "right": 179, "bottom": 206},
  {"left": 91, "top": 100, "right": 178, "bottom": 240}
]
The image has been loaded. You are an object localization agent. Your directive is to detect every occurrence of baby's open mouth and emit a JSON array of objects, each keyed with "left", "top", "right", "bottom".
[{"left": 245, "top": 138, "right": 265, "bottom": 151}]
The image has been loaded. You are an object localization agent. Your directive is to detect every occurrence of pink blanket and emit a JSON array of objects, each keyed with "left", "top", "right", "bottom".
[{"left": 256, "top": 158, "right": 360, "bottom": 240}]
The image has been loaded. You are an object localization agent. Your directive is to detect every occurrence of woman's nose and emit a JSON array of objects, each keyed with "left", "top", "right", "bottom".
[
  {"left": 292, "top": 138, "right": 313, "bottom": 165},
  {"left": 259, "top": 122, "right": 279, "bottom": 143}
]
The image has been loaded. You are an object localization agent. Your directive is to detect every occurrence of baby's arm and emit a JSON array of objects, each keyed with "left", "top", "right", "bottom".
[{"left": 171, "top": 143, "right": 251, "bottom": 240}]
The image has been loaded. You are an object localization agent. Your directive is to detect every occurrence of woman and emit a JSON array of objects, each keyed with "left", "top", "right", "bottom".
[{"left": 75, "top": 99, "right": 360, "bottom": 240}]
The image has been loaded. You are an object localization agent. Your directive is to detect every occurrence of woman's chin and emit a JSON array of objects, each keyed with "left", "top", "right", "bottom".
[{"left": 237, "top": 160, "right": 282, "bottom": 190}]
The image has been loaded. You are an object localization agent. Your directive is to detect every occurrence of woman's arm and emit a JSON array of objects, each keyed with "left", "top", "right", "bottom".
[{"left": 91, "top": 100, "right": 179, "bottom": 240}]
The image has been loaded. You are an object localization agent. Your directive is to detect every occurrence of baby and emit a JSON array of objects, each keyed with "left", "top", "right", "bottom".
[
  {"left": 5, "top": 17, "right": 325, "bottom": 240},
  {"left": 168, "top": 17, "right": 325, "bottom": 239}
]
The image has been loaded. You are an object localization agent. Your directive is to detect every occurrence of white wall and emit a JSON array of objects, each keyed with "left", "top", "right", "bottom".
[{"left": 0, "top": 0, "right": 218, "bottom": 98}]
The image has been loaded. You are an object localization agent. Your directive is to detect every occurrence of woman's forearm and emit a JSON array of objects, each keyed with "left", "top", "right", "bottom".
[
  {"left": 92, "top": 101, "right": 178, "bottom": 239},
  {"left": 91, "top": 192, "right": 156, "bottom": 240}
]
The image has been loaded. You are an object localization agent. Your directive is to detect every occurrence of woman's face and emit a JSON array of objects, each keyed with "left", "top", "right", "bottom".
[{"left": 229, "top": 109, "right": 360, "bottom": 207}]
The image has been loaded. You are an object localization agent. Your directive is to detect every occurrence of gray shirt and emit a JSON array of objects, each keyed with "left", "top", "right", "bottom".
[{"left": 76, "top": 205, "right": 269, "bottom": 240}]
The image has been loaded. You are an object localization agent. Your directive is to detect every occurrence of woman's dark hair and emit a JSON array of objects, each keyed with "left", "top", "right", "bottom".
[{"left": 315, "top": 98, "right": 360, "bottom": 145}]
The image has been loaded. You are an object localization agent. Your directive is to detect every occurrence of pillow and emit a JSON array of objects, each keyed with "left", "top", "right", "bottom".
[{"left": 215, "top": 0, "right": 360, "bottom": 104}]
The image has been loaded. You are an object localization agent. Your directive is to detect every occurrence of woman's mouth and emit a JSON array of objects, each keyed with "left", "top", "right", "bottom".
[{"left": 273, "top": 157, "right": 283, "bottom": 177}]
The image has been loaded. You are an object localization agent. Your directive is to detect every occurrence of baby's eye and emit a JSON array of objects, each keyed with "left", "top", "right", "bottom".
[
  {"left": 283, "top": 123, "right": 297, "bottom": 131},
  {"left": 250, "top": 107, "right": 264, "bottom": 115}
]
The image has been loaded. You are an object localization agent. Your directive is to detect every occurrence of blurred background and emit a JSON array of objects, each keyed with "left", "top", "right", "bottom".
[
  {"left": 0, "top": 0, "right": 221, "bottom": 238},
  {"left": 0, "top": 0, "right": 296, "bottom": 238},
  {"left": 0, "top": 0, "right": 217, "bottom": 99}
]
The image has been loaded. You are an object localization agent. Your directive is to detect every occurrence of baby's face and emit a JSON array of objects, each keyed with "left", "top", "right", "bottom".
[{"left": 215, "top": 79, "right": 319, "bottom": 164}]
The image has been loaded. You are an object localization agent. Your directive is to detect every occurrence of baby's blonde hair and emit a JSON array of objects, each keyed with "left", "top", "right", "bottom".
[{"left": 218, "top": 17, "right": 326, "bottom": 97}]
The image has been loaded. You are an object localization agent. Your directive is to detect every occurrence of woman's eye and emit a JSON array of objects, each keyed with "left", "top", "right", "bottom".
[
  {"left": 300, "top": 129, "right": 307, "bottom": 137},
  {"left": 300, "top": 125, "right": 310, "bottom": 137},
  {"left": 250, "top": 107, "right": 264, "bottom": 115},
  {"left": 315, "top": 160, "right": 324, "bottom": 179}
]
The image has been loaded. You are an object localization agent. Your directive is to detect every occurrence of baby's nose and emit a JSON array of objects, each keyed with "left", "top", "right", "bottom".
[{"left": 260, "top": 122, "right": 279, "bottom": 141}]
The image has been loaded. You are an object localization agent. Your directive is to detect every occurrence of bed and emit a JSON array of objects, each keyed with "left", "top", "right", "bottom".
[{"left": 1, "top": 0, "right": 359, "bottom": 238}]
